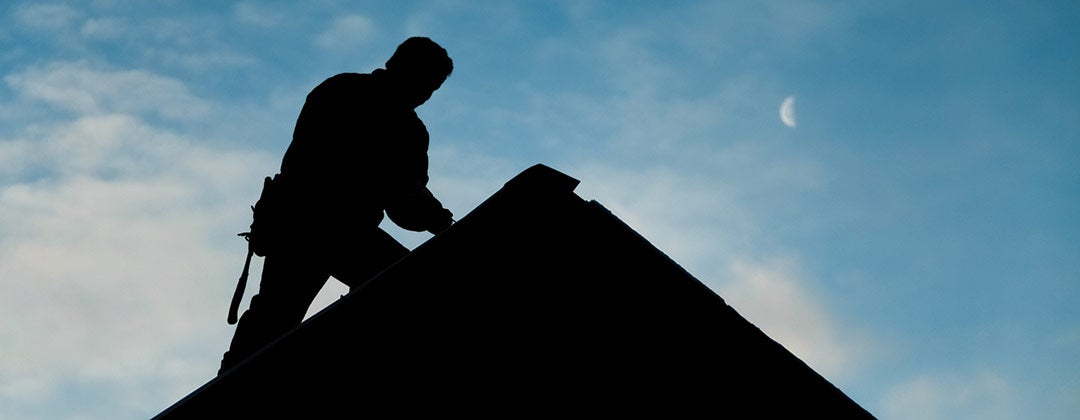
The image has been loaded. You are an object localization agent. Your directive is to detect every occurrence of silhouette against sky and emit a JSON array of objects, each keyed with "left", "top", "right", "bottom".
[
  {"left": 1, "top": 3, "right": 1076, "bottom": 419},
  {"left": 220, "top": 37, "right": 455, "bottom": 375}
]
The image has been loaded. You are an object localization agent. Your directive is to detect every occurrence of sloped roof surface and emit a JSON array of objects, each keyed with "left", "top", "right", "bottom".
[{"left": 155, "top": 164, "right": 875, "bottom": 418}]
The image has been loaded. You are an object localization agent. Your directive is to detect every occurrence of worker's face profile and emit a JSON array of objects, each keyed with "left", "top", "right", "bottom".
[{"left": 402, "top": 72, "right": 447, "bottom": 108}]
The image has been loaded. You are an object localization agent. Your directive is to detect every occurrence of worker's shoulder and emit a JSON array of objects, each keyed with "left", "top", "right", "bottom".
[
  {"left": 311, "top": 72, "right": 375, "bottom": 95},
  {"left": 325, "top": 72, "right": 370, "bottom": 83}
]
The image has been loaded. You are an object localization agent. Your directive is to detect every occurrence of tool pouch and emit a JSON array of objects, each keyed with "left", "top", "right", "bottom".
[
  {"left": 228, "top": 175, "right": 281, "bottom": 324},
  {"left": 247, "top": 175, "right": 282, "bottom": 257}
]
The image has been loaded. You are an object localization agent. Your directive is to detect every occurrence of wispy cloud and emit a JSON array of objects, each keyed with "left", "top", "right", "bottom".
[
  {"left": 6, "top": 61, "right": 210, "bottom": 121},
  {"left": 722, "top": 257, "right": 876, "bottom": 380},
  {"left": 12, "top": 3, "right": 80, "bottom": 30},
  {"left": 880, "top": 371, "right": 1020, "bottom": 420},
  {"left": 316, "top": 14, "right": 377, "bottom": 50},
  {"left": 233, "top": 1, "right": 287, "bottom": 28},
  {"left": 79, "top": 16, "right": 127, "bottom": 40}
]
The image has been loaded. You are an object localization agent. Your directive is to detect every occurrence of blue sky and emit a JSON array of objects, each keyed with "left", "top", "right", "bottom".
[{"left": 0, "top": 1, "right": 1076, "bottom": 418}]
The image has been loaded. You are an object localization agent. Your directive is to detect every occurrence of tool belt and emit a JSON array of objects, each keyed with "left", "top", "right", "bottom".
[
  {"left": 227, "top": 175, "right": 284, "bottom": 324},
  {"left": 247, "top": 175, "right": 284, "bottom": 258}
]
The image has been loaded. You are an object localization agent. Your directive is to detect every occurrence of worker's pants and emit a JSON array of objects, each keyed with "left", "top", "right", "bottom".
[{"left": 219, "top": 227, "right": 409, "bottom": 375}]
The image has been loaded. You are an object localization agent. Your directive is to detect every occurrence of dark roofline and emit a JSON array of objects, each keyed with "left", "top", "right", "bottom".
[{"left": 156, "top": 164, "right": 875, "bottom": 418}]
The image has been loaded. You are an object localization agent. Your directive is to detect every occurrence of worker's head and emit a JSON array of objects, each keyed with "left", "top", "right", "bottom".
[{"left": 385, "top": 37, "right": 453, "bottom": 108}]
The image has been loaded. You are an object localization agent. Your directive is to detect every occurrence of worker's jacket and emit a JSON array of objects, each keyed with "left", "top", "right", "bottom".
[{"left": 258, "top": 69, "right": 451, "bottom": 252}]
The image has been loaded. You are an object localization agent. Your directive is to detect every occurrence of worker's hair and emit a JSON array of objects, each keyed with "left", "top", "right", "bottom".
[{"left": 385, "top": 37, "right": 453, "bottom": 79}]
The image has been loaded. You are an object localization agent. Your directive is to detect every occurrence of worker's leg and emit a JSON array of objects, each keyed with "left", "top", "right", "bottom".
[{"left": 219, "top": 251, "right": 330, "bottom": 375}]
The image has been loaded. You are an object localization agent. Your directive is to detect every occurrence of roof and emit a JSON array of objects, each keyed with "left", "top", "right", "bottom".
[{"left": 155, "top": 164, "right": 875, "bottom": 418}]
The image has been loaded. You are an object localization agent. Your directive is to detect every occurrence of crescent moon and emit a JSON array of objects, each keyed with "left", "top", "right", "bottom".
[{"left": 780, "top": 96, "right": 796, "bottom": 128}]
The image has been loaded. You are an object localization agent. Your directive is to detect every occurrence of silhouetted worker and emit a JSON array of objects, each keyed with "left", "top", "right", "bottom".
[{"left": 219, "top": 37, "right": 455, "bottom": 375}]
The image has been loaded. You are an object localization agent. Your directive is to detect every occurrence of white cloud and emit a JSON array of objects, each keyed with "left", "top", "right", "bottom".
[
  {"left": 80, "top": 17, "right": 127, "bottom": 40},
  {"left": 234, "top": 2, "right": 287, "bottom": 28},
  {"left": 721, "top": 257, "right": 875, "bottom": 380},
  {"left": 0, "top": 137, "right": 35, "bottom": 176},
  {"left": 316, "top": 14, "right": 377, "bottom": 50},
  {"left": 0, "top": 114, "right": 269, "bottom": 405},
  {"left": 13, "top": 3, "right": 81, "bottom": 30},
  {"left": 0, "top": 63, "right": 275, "bottom": 417},
  {"left": 5, "top": 61, "right": 211, "bottom": 121},
  {"left": 880, "top": 372, "right": 1020, "bottom": 420}
]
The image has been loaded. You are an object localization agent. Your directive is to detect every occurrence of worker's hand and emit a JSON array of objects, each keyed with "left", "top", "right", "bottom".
[{"left": 427, "top": 208, "right": 454, "bottom": 235}]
